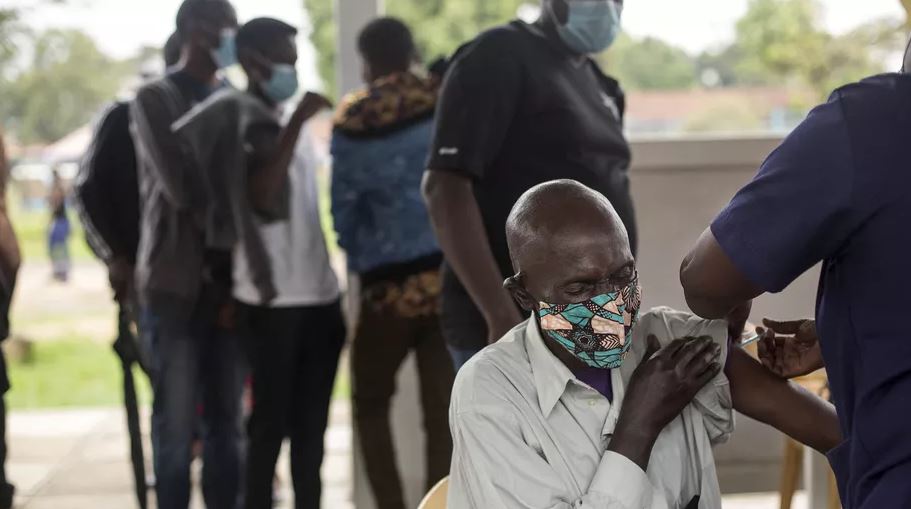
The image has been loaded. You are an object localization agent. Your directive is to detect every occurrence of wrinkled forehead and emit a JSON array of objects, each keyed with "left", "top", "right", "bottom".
[{"left": 517, "top": 209, "right": 632, "bottom": 277}]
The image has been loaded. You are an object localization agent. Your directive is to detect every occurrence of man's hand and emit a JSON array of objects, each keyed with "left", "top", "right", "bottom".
[
  {"left": 291, "top": 92, "right": 333, "bottom": 126},
  {"left": 609, "top": 335, "right": 722, "bottom": 470},
  {"left": 757, "top": 318, "right": 825, "bottom": 379},
  {"left": 108, "top": 257, "right": 133, "bottom": 304}
]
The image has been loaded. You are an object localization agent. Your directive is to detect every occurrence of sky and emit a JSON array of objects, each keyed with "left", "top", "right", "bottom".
[{"left": 8, "top": 0, "right": 907, "bottom": 91}]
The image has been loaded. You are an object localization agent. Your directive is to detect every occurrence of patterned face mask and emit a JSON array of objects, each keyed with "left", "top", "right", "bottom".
[{"left": 537, "top": 275, "right": 642, "bottom": 369}]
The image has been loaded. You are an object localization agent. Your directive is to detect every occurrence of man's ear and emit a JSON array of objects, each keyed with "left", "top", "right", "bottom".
[{"left": 504, "top": 273, "right": 537, "bottom": 312}]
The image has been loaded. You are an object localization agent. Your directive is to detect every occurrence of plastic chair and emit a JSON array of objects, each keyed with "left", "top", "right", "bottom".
[{"left": 418, "top": 477, "right": 449, "bottom": 509}]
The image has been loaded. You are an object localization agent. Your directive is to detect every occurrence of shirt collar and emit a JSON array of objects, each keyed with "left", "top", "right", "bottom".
[
  {"left": 525, "top": 317, "right": 576, "bottom": 417},
  {"left": 524, "top": 317, "right": 626, "bottom": 436}
]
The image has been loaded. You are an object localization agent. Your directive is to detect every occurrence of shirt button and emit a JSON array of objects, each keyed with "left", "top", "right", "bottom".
[{"left": 589, "top": 400, "right": 597, "bottom": 407}]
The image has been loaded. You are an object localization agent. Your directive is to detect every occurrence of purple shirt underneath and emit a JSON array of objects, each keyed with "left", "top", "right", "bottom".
[{"left": 572, "top": 366, "right": 613, "bottom": 403}]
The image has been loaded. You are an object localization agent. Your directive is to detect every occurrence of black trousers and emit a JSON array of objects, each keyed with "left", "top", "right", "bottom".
[
  {"left": 0, "top": 348, "right": 13, "bottom": 509},
  {"left": 239, "top": 301, "right": 346, "bottom": 509}
]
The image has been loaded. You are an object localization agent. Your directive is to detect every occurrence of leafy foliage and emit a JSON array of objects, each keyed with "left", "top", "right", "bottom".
[{"left": 4, "top": 29, "right": 130, "bottom": 144}]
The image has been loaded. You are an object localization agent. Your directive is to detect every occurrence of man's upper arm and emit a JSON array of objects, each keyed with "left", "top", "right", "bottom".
[
  {"left": 693, "top": 93, "right": 859, "bottom": 296},
  {"left": 427, "top": 32, "right": 523, "bottom": 179}
]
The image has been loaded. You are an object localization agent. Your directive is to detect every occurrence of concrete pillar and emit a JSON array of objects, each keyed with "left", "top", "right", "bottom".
[
  {"left": 334, "top": 2, "right": 428, "bottom": 509},
  {"left": 336, "top": 0, "right": 384, "bottom": 95}
]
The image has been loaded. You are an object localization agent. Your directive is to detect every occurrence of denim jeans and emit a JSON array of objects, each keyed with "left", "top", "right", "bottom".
[{"left": 145, "top": 290, "right": 247, "bottom": 509}]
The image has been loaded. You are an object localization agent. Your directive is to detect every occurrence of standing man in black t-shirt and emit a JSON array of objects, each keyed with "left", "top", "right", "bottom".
[{"left": 423, "top": 0, "right": 636, "bottom": 369}]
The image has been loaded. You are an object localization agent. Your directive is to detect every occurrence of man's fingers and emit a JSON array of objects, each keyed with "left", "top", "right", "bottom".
[
  {"left": 762, "top": 318, "right": 807, "bottom": 335},
  {"left": 678, "top": 337, "right": 719, "bottom": 370},
  {"left": 694, "top": 362, "right": 722, "bottom": 389},
  {"left": 757, "top": 335, "right": 775, "bottom": 369}
]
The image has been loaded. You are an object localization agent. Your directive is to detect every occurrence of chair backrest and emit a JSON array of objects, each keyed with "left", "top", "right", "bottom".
[{"left": 417, "top": 477, "right": 449, "bottom": 509}]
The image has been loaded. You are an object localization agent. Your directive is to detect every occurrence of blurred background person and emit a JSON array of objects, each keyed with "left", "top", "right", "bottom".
[
  {"left": 0, "top": 130, "right": 19, "bottom": 509},
  {"left": 130, "top": 1, "right": 243, "bottom": 508},
  {"left": 173, "top": 16, "right": 341, "bottom": 509},
  {"left": 47, "top": 169, "right": 70, "bottom": 283},
  {"left": 423, "top": 0, "right": 637, "bottom": 370},
  {"left": 331, "top": 17, "right": 453, "bottom": 509}
]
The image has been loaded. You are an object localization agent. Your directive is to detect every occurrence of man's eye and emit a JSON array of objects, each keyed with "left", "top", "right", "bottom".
[
  {"left": 611, "top": 267, "right": 635, "bottom": 284},
  {"left": 563, "top": 284, "right": 588, "bottom": 296}
]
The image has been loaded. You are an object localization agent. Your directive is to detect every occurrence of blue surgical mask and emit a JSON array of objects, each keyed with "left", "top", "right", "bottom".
[
  {"left": 211, "top": 29, "right": 237, "bottom": 69},
  {"left": 262, "top": 64, "right": 299, "bottom": 104},
  {"left": 551, "top": 0, "right": 623, "bottom": 55}
]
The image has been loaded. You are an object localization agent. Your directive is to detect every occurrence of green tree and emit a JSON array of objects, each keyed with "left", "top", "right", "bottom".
[
  {"left": 6, "top": 29, "right": 130, "bottom": 143},
  {"left": 601, "top": 34, "right": 697, "bottom": 90},
  {"left": 734, "top": 0, "right": 827, "bottom": 85},
  {"left": 731, "top": 0, "right": 897, "bottom": 101},
  {"left": 303, "top": 0, "right": 529, "bottom": 96}
]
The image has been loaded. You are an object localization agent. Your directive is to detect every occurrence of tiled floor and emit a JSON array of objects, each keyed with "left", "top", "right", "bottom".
[
  {"left": 7, "top": 403, "right": 354, "bottom": 509},
  {"left": 5, "top": 403, "right": 799, "bottom": 509}
]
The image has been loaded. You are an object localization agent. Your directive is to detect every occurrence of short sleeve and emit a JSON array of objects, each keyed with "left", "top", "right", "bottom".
[
  {"left": 711, "top": 93, "right": 858, "bottom": 293},
  {"left": 427, "top": 30, "right": 523, "bottom": 179}
]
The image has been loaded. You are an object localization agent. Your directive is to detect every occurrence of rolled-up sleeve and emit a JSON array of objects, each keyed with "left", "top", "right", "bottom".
[
  {"left": 638, "top": 308, "right": 734, "bottom": 445},
  {"left": 449, "top": 405, "right": 667, "bottom": 509}
]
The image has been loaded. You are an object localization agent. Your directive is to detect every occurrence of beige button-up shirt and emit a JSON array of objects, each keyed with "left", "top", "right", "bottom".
[{"left": 449, "top": 307, "right": 734, "bottom": 509}]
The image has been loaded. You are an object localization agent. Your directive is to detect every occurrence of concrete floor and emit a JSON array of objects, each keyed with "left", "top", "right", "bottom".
[
  {"left": 4, "top": 400, "right": 806, "bottom": 509},
  {"left": 6, "top": 402, "right": 354, "bottom": 509}
]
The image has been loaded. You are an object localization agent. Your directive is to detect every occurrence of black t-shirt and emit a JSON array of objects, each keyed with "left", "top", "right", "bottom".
[{"left": 428, "top": 21, "right": 637, "bottom": 348}]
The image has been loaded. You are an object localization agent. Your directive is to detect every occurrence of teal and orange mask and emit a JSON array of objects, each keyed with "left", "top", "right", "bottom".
[{"left": 537, "top": 275, "right": 642, "bottom": 369}]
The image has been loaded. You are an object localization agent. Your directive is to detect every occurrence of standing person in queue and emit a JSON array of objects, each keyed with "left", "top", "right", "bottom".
[
  {"left": 331, "top": 17, "right": 454, "bottom": 509},
  {"left": 679, "top": 56, "right": 911, "bottom": 507},
  {"left": 423, "top": 0, "right": 636, "bottom": 369},
  {"left": 130, "top": 1, "right": 243, "bottom": 507},
  {"left": 174, "top": 17, "right": 342, "bottom": 509},
  {"left": 0, "top": 132, "right": 19, "bottom": 509}
]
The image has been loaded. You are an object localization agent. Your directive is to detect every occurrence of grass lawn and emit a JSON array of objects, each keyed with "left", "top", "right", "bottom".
[
  {"left": 7, "top": 338, "right": 152, "bottom": 409},
  {"left": 6, "top": 338, "right": 351, "bottom": 409}
]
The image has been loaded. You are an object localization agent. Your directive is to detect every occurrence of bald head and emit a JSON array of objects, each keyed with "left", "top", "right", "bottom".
[
  {"left": 504, "top": 180, "right": 635, "bottom": 309},
  {"left": 507, "top": 180, "right": 628, "bottom": 269}
]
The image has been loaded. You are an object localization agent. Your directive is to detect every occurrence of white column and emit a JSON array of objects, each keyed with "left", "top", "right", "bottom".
[
  {"left": 335, "top": 2, "right": 428, "bottom": 509},
  {"left": 336, "top": 0, "right": 384, "bottom": 95}
]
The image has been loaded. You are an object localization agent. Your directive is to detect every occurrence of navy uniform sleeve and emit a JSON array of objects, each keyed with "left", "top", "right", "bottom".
[
  {"left": 710, "top": 92, "right": 860, "bottom": 293},
  {"left": 427, "top": 31, "right": 523, "bottom": 179}
]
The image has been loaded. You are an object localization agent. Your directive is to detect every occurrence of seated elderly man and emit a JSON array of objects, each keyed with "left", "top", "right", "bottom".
[{"left": 448, "top": 180, "right": 841, "bottom": 509}]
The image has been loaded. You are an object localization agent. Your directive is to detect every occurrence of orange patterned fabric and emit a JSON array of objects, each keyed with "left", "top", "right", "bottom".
[{"left": 334, "top": 72, "right": 439, "bottom": 136}]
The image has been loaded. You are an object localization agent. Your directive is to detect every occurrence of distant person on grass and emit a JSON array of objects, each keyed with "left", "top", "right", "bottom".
[{"left": 48, "top": 169, "right": 71, "bottom": 283}]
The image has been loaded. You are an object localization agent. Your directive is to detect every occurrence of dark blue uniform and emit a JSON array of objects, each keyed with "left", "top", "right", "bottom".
[{"left": 712, "top": 74, "right": 911, "bottom": 508}]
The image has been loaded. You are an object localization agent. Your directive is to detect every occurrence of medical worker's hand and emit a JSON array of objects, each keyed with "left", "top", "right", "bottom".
[{"left": 757, "top": 318, "right": 825, "bottom": 379}]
